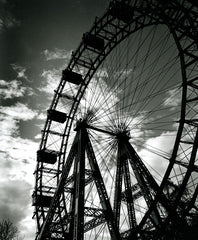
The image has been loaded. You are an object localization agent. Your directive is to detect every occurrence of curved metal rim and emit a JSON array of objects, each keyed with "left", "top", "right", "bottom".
[{"left": 34, "top": 0, "right": 198, "bottom": 237}]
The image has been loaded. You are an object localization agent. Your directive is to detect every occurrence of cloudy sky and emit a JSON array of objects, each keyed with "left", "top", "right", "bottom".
[
  {"left": 0, "top": 0, "right": 109, "bottom": 239},
  {"left": 1, "top": 0, "right": 191, "bottom": 238}
]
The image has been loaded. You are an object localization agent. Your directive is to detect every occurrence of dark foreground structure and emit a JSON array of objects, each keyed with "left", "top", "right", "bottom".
[{"left": 33, "top": 0, "right": 198, "bottom": 239}]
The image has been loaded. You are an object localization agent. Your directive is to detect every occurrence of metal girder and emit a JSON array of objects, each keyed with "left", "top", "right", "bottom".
[
  {"left": 38, "top": 122, "right": 122, "bottom": 240},
  {"left": 84, "top": 216, "right": 106, "bottom": 233},
  {"left": 35, "top": 1, "right": 198, "bottom": 239},
  {"left": 121, "top": 183, "right": 142, "bottom": 202},
  {"left": 84, "top": 207, "right": 104, "bottom": 218},
  {"left": 114, "top": 139, "right": 137, "bottom": 230},
  {"left": 121, "top": 137, "right": 191, "bottom": 238},
  {"left": 121, "top": 190, "right": 142, "bottom": 202},
  {"left": 85, "top": 127, "right": 121, "bottom": 240},
  {"left": 123, "top": 158, "right": 137, "bottom": 229},
  {"left": 37, "top": 132, "right": 80, "bottom": 240},
  {"left": 72, "top": 127, "right": 86, "bottom": 240},
  {"left": 84, "top": 208, "right": 106, "bottom": 233},
  {"left": 175, "top": 160, "right": 198, "bottom": 173},
  {"left": 41, "top": 129, "right": 65, "bottom": 137},
  {"left": 113, "top": 140, "right": 124, "bottom": 229},
  {"left": 121, "top": 139, "right": 163, "bottom": 228},
  {"left": 63, "top": 169, "right": 94, "bottom": 193},
  {"left": 174, "top": 128, "right": 198, "bottom": 208}
]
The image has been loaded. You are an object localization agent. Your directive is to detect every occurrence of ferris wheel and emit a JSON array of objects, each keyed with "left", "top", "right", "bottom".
[{"left": 33, "top": 0, "right": 198, "bottom": 239}]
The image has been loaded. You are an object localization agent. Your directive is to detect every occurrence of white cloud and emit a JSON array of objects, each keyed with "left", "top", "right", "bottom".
[
  {"left": 40, "top": 68, "right": 61, "bottom": 95},
  {"left": 0, "top": 141, "right": 37, "bottom": 240},
  {"left": 138, "top": 131, "right": 176, "bottom": 182},
  {"left": 39, "top": 49, "right": 73, "bottom": 96},
  {"left": 0, "top": 79, "right": 33, "bottom": 99},
  {"left": 0, "top": 0, "right": 20, "bottom": 31},
  {"left": 5, "top": 17, "right": 20, "bottom": 28},
  {"left": 0, "top": 16, "right": 20, "bottom": 33},
  {"left": 37, "top": 112, "right": 46, "bottom": 120},
  {"left": 43, "top": 48, "right": 72, "bottom": 61},
  {"left": 163, "top": 88, "right": 181, "bottom": 108},
  {"left": 19, "top": 210, "right": 36, "bottom": 240},
  {"left": 0, "top": 102, "right": 37, "bottom": 120},
  {"left": 78, "top": 76, "right": 120, "bottom": 126},
  {"left": 0, "top": 102, "right": 39, "bottom": 239},
  {"left": 96, "top": 69, "right": 108, "bottom": 78},
  {"left": 0, "top": 137, "right": 37, "bottom": 185},
  {"left": 0, "top": 115, "right": 18, "bottom": 136},
  {"left": 76, "top": 71, "right": 179, "bottom": 187},
  {"left": 34, "top": 133, "right": 41, "bottom": 140},
  {"left": 0, "top": 104, "right": 38, "bottom": 184},
  {"left": 0, "top": 179, "right": 35, "bottom": 240},
  {"left": 11, "top": 64, "right": 28, "bottom": 80},
  {"left": 113, "top": 68, "right": 134, "bottom": 79}
]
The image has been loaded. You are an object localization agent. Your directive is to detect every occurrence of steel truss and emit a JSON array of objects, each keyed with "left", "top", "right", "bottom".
[{"left": 33, "top": 0, "right": 198, "bottom": 239}]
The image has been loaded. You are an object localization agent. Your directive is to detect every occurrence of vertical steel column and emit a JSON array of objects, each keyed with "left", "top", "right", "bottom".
[
  {"left": 124, "top": 138, "right": 185, "bottom": 231},
  {"left": 123, "top": 139, "right": 163, "bottom": 227},
  {"left": 113, "top": 140, "right": 124, "bottom": 229},
  {"left": 114, "top": 139, "right": 137, "bottom": 231},
  {"left": 123, "top": 159, "right": 137, "bottom": 229},
  {"left": 73, "top": 126, "right": 86, "bottom": 240},
  {"left": 85, "top": 130, "right": 121, "bottom": 240}
]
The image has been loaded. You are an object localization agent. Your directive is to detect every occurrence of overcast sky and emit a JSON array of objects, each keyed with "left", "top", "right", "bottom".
[
  {"left": 0, "top": 0, "right": 192, "bottom": 238},
  {"left": 0, "top": 0, "right": 109, "bottom": 239}
]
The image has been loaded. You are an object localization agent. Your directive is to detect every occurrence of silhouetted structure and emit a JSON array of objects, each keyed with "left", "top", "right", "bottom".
[{"left": 33, "top": 0, "right": 198, "bottom": 239}]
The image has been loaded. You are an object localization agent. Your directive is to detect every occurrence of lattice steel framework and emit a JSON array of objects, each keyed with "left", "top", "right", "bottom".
[{"left": 33, "top": 0, "right": 198, "bottom": 239}]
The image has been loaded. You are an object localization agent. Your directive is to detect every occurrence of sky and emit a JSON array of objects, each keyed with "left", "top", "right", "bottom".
[
  {"left": 0, "top": 0, "right": 110, "bottom": 239},
  {"left": 0, "top": 0, "right": 192, "bottom": 239}
]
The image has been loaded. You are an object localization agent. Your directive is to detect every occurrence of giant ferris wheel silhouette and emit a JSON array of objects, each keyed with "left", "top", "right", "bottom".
[{"left": 33, "top": 1, "right": 198, "bottom": 239}]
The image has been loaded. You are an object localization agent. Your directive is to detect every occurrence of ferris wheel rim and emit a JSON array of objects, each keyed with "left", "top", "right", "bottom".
[{"left": 34, "top": 1, "right": 198, "bottom": 239}]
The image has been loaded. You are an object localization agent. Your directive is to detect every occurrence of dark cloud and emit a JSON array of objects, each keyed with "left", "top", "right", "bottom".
[
  {"left": 0, "top": 0, "right": 109, "bottom": 81},
  {"left": 0, "top": 0, "right": 110, "bottom": 112},
  {"left": 0, "top": 180, "right": 32, "bottom": 226}
]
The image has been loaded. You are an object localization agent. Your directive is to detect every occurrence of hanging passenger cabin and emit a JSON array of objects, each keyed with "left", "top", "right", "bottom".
[
  {"left": 47, "top": 109, "right": 67, "bottom": 123},
  {"left": 37, "top": 149, "right": 58, "bottom": 164},
  {"left": 109, "top": 1, "right": 134, "bottom": 23},
  {"left": 83, "top": 33, "right": 105, "bottom": 51},
  {"left": 32, "top": 193, "right": 53, "bottom": 208},
  {"left": 62, "top": 69, "right": 83, "bottom": 85}
]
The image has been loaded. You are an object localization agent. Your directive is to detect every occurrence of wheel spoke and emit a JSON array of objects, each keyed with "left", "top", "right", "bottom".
[{"left": 33, "top": 1, "right": 198, "bottom": 239}]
